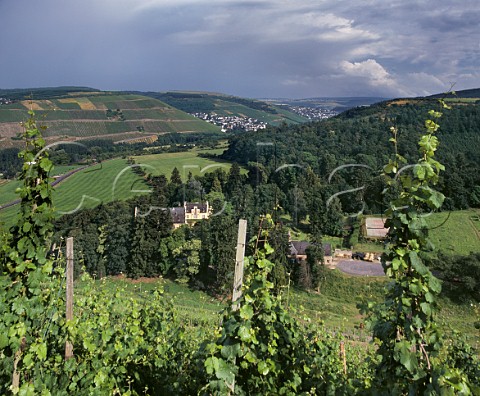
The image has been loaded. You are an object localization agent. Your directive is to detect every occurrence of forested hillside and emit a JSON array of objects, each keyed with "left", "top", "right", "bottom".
[{"left": 222, "top": 98, "right": 480, "bottom": 212}]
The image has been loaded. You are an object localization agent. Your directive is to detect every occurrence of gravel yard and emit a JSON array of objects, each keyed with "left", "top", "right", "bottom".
[{"left": 335, "top": 260, "right": 385, "bottom": 277}]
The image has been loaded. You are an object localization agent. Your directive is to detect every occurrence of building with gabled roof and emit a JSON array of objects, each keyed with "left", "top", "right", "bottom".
[
  {"left": 288, "top": 240, "right": 333, "bottom": 265},
  {"left": 362, "top": 217, "right": 389, "bottom": 239},
  {"left": 170, "top": 201, "right": 211, "bottom": 229}
]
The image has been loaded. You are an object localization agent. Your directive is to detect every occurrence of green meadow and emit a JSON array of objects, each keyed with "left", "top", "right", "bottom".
[
  {"left": 349, "top": 209, "right": 480, "bottom": 256},
  {"left": 0, "top": 148, "right": 241, "bottom": 228},
  {"left": 0, "top": 179, "right": 21, "bottom": 207},
  {"left": 51, "top": 158, "right": 149, "bottom": 214},
  {"left": 0, "top": 158, "right": 148, "bottom": 225},
  {"left": 427, "top": 209, "right": 480, "bottom": 255},
  {"left": 131, "top": 147, "right": 244, "bottom": 180}
]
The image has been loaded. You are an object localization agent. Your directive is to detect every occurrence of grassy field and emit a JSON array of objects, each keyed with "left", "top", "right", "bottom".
[
  {"left": 51, "top": 158, "right": 150, "bottom": 214},
  {"left": 131, "top": 147, "right": 245, "bottom": 180},
  {"left": 0, "top": 158, "right": 147, "bottom": 227},
  {"left": 353, "top": 241, "right": 386, "bottom": 253},
  {"left": 50, "top": 164, "right": 83, "bottom": 176},
  {"left": 349, "top": 209, "right": 480, "bottom": 256},
  {"left": 0, "top": 179, "right": 21, "bottom": 206},
  {"left": 0, "top": 166, "right": 82, "bottom": 207},
  {"left": 427, "top": 209, "right": 480, "bottom": 255},
  {"left": 0, "top": 147, "right": 243, "bottom": 228}
]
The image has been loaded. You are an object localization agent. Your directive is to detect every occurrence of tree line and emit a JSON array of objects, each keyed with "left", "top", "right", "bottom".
[{"left": 0, "top": 132, "right": 221, "bottom": 178}]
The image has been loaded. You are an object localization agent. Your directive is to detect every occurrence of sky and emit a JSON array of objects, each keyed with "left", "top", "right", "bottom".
[{"left": 0, "top": 0, "right": 479, "bottom": 99}]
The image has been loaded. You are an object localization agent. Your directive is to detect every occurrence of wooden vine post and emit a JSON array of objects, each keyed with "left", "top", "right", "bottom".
[
  {"left": 65, "top": 237, "right": 74, "bottom": 359},
  {"left": 232, "top": 219, "right": 247, "bottom": 311},
  {"left": 340, "top": 341, "right": 347, "bottom": 375},
  {"left": 228, "top": 219, "right": 247, "bottom": 394}
]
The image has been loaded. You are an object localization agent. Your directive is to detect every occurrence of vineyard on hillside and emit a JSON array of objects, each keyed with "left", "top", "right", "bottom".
[{"left": 0, "top": 93, "right": 221, "bottom": 148}]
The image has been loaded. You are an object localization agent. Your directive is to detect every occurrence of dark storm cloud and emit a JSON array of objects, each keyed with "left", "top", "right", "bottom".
[{"left": 0, "top": 0, "right": 478, "bottom": 98}]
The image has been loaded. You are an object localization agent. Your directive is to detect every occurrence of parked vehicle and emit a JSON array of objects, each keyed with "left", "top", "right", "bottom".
[
  {"left": 364, "top": 252, "right": 375, "bottom": 262},
  {"left": 352, "top": 252, "right": 378, "bottom": 261},
  {"left": 352, "top": 252, "right": 365, "bottom": 260}
]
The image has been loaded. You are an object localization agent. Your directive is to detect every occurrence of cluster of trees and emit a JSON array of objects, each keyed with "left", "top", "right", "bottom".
[
  {"left": 48, "top": 139, "right": 143, "bottom": 164},
  {"left": 0, "top": 147, "right": 21, "bottom": 178},
  {"left": 53, "top": 159, "right": 344, "bottom": 293},
  {"left": 105, "top": 108, "right": 125, "bottom": 121},
  {"left": 0, "top": 140, "right": 144, "bottom": 174},
  {"left": 0, "top": 132, "right": 222, "bottom": 177}
]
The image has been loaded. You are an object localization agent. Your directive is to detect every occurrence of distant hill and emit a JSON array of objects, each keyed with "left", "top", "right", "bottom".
[
  {"left": 0, "top": 86, "right": 101, "bottom": 100},
  {"left": 138, "top": 91, "right": 308, "bottom": 125},
  {"left": 261, "top": 96, "right": 389, "bottom": 112},
  {"left": 0, "top": 89, "right": 220, "bottom": 149},
  {"left": 427, "top": 87, "right": 480, "bottom": 99}
]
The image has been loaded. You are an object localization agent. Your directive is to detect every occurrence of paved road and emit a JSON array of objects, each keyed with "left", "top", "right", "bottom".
[{"left": 335, "top": 260, "right": 385, "bottom": 276}]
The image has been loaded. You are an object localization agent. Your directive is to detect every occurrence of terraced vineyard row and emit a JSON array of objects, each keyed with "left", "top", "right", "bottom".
[
  {"left": 0, "top": 93, "right": 222, "bottom": 148},
  {"left": 38, "top": 119, "right": 218, "bottom": 137},
  {"left": 121, "top": 108, "right": 195, "bottom": 120},
  {"left": 88, "top": 95, "right": 164, "bottom": 109}
]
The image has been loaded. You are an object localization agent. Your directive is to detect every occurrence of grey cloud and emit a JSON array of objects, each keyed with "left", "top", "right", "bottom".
[{"left": 0, "top": 0, "right": 479, "bottom": 97}]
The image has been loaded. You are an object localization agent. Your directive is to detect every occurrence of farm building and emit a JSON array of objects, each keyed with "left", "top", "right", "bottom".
[
  {"left": 362, "top": 217, "right": 389, "bottom": 239},
  {"left": 288, "top": 241, "right": 333, "bottom": 265}
]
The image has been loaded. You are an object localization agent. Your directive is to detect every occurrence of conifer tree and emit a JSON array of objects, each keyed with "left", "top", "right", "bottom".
[{"left": 170, "top": 166, "right": 182, "bottom": 185}]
